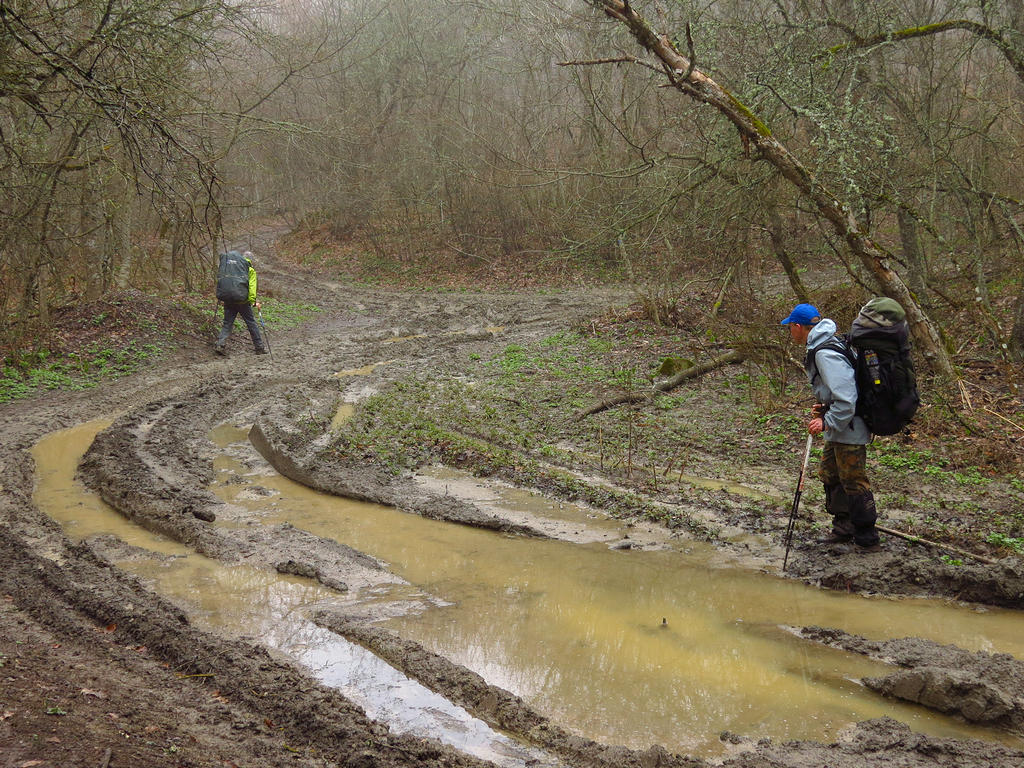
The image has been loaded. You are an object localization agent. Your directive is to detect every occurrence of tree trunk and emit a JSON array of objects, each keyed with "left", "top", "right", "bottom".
[
  {"left": 767, "top": 202, "right": 810, "bottom": 305},
  {"left": 897, "top": 207, "right": 929, "bottom": 308},
  {"left": 107, "top": 193, "right": 132, "bottom": 291},
  {"left": 581, "top": 0, "right": 956, "bottom": 380},
  {"left": 1009, "top": 289, "right": 1024, "bottom": 361}
]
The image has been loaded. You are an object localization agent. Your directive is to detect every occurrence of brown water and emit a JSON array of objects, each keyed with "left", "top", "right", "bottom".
[
  {"left": 33, "top": 421, "right": 1024, "bottom": 759},
  {"left": 32, "top": 421, "right": 556, "bottom": 768}
]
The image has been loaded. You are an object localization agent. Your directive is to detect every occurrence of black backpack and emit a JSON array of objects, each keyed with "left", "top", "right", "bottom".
[
  {"left": 216, "top": 250, "right": 250, "bottom": 304},
  {"left": 816, "top": 298, "right": 921, "bottom": 436}
]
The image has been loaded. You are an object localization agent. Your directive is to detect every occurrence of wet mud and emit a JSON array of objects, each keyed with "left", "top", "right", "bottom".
[
  {"left": 800, "top": 626, "right": 1024, "bottom": 735},
  {"left": 2, "top": 242, "right": 1024, "bottom": 766}
]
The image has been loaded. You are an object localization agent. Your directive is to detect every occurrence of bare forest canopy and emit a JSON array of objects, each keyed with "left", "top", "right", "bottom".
[{"left": 2, "top": 0, "right": 1024, "bottom": 368}]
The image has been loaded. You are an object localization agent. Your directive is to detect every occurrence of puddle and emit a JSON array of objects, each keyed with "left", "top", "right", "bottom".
[
  {"left": 332, "top": 402, "right": 356, "bottom": 430},
  {"left": 32, "top": 422, "right": 555, "bottom": 768},
  {"left": 336, "top": 361, "right": 394, "bottom": 377},
  {"left": 207, "top": 424, "right": 1024, "bottom": 756},
  {"left": 32, "top": 420, "right": 1024, "bottom": 759}
]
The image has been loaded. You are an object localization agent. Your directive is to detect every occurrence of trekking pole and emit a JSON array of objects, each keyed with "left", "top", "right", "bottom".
[
  {"left": 782, "top": 432, "right": 814, "bottom": 571},
  {"left": 256, "top": 305, "right": 273, "bottom": 361}
]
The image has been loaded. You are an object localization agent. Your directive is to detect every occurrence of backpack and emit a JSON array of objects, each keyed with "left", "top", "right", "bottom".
[
  {"left": 815, "top": 298, "right": 921, "bottom": 436},
  {"left": 216, "top": 250, "right": 250, "bottom": 304}
]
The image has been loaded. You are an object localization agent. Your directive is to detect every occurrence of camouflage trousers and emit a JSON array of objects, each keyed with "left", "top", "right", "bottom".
[
  {"left": 816, "top": 441, "right": 871, "bottom": 495},
  {"left": 816, "top": 441, "right": 878, "bottom": 545}
]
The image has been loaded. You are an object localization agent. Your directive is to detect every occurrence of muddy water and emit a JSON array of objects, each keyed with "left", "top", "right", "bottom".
[
  {"left": 33, "top": 422, "right": 1024, "bottom": 759},
  {"left": 32, "top": 423, "right": 555, "bottom": 768},
  {"left": 208, "top": 425, "right": 1024, "bottom": 756}
]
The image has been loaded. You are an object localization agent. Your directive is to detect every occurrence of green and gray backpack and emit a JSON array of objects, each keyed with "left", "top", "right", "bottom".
[{"left": 816, "top": 298, "right": 921, "bottom": 436}]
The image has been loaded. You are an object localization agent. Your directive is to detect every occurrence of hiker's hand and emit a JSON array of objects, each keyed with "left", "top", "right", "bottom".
[
  {"left": 255, "top": 301, "right": 261, "bottom": 309},
  {"left": 808, "top": 417, "right": 824, "bottom": 436}
]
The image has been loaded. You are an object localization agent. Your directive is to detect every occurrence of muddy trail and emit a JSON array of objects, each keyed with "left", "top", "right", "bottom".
[{"left": 1, "top": 238, "right": 1023, "bottom": 768}]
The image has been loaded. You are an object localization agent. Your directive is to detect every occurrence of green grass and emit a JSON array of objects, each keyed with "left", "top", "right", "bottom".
[
  {"left": 0, "top": 340, "right": 164, "bottom": 403},
  {"left": 0, "top": 297, "right": 322, "bottom": 404},
  {"left": 987, "top": 532, "right": 1024, "bottom": 554},
  {"left": 257, "top": 300, "right": 322, "bottom": 329}
]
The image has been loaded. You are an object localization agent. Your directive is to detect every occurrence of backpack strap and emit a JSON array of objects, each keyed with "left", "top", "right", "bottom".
[{"left": 805, "top": 334, "right": 856, "bottom": 375}]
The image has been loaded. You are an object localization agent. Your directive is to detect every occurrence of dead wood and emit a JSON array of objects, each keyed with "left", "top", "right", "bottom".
[
  {"left": 574, "top": 350, "right": 745, "bottom": 419},
  {"left": 876, "top": 525, "right": 999, "bottom": 565}
]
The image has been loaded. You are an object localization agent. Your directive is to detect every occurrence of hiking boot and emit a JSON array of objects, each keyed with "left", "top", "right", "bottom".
[
  {"left": 856, "top": 542, "right": 882, "bottom": 553},
  {"left": 255, "top": 348, "right": 270, "bottom": 355},
  {"left": 815, "top": 532, "right": 853, "bottom": 544},
  {"left": 848, "top": 491, "right": 881, "bottom": 548},
  {"left": 214, "top": 343, "right": 227, "bottom": 357}
]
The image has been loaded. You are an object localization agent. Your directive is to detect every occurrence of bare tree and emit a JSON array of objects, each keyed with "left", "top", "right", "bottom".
[
  {"left": 0, "top": 0, "right": 268, "bottom": 337},
  {"left": 573, "top": 0, "right": 956, "bottom": 377}
]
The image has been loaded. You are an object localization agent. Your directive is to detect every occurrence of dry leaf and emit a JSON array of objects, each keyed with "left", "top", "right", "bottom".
[{"left": 80, "top": 689, "right": 107, "bottom": 699}]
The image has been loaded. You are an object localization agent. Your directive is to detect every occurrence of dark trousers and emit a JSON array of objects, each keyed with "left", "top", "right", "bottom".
[{"left": 217, "top": 302, "right": 264, "bottom": 351}]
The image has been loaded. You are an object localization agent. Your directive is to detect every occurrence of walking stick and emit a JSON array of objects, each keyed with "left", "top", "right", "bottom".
[
  {"left": 256, "top": 305, "right": 273, "bottom": 361},
  {"left": 782, "top": 433, "right": 814, "bottom": 571}
]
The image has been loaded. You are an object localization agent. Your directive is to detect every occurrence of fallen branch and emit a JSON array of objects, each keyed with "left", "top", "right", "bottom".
[
  {"left": 984, "top": 407, "right": 1024, "bottom": 433},
  {"left": 574, "top": 350, "right": 745, "bottom": 419},
  {"left": 876, "top": 525, "right": 998, "bottom": 565}
]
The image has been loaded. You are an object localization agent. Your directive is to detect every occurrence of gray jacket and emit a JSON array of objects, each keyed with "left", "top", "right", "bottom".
[{"left": 804, "top": 319, "right": 871, "bottom": 445}]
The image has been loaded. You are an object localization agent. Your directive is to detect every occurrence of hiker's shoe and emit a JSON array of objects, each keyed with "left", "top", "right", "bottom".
[
  {"left": 255, "top": 348, "right": 270, "bottom": 355},
  {"left": 214, "top": 344, "right": 227, "bottom": 357},
  {"left": 815, "top": 533, "right": 853, "bottom": 544}
]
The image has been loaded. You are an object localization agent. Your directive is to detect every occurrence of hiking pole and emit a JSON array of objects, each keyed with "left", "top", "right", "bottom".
[
  {"left": 256, "top": 305, "right": 273, "bottom": 361},
  {"left": 782, "top": 432, "right": 815, "bottom": 571}
]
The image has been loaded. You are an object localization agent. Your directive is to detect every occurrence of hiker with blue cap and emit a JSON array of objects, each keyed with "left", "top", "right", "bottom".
[{"left": 781, "top": 303, "right": 880, "bottom": 550}]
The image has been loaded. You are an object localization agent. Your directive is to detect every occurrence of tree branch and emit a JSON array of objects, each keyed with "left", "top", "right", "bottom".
[{"left": 574, "top": 350, "right": 745, "bottom": 419}]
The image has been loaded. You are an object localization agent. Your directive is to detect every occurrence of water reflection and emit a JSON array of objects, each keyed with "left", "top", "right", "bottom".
[
  {"left": 31, "top": 420, "right": 1024, "bottom": 759},
  {"left": 32, "top": 422, "right": 551, "bottom": 768},
  {"left": 205, "top": 425, "right": 1024, "bottom": 755}
]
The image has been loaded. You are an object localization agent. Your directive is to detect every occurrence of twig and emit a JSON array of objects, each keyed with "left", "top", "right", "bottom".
[
  {"left": 958, "top": 378, "right": 973, "bottom": 410},
  {"left": 559, "top": 55, "right": 665, "bottom": 75},
  {"left": 662, "top": 444, "right": 682, "bottom": 477},
  {"left": 984, "top": 407, "right": 1024, "bottom": 433},
  {"left": 876, "top": 525, "right": 998, "bottom": 565},
  {"left": 444, "top": 243, "right": 494, "bottom": 264},
  {"left": 711, "top": 266, "right": 732, "bottom": 315}
]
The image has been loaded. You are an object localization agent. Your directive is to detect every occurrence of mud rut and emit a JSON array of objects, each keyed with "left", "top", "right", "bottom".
[{"left": 1, "top": 246, "right": 1024, "bottom": 768}]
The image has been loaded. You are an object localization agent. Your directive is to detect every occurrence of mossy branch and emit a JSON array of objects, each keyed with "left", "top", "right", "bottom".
[{"left": 825, "top": 19, "right": 1024, "bottom": 84}]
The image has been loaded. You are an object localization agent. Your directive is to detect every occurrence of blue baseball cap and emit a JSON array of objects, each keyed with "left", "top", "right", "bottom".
[{"left": 780, "top": 303, "right": 821, "bottom": 325}]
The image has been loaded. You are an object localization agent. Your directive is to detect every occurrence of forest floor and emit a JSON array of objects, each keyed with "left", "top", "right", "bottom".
[{"left": 1, "top": 221, "right": 1024, "bottom": 768}]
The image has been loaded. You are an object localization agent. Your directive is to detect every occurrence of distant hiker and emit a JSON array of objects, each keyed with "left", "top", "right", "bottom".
[
  {"left": 215, "top": 250, "right": 269, "bottom": 356},
  {"left": 781, "top": 303, "right": 880, "bottom": 550}
]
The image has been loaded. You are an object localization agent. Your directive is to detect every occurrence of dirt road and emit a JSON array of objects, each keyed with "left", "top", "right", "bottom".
[{"left": 1, "top": 241, "right": 1023, "bottom": 768}]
